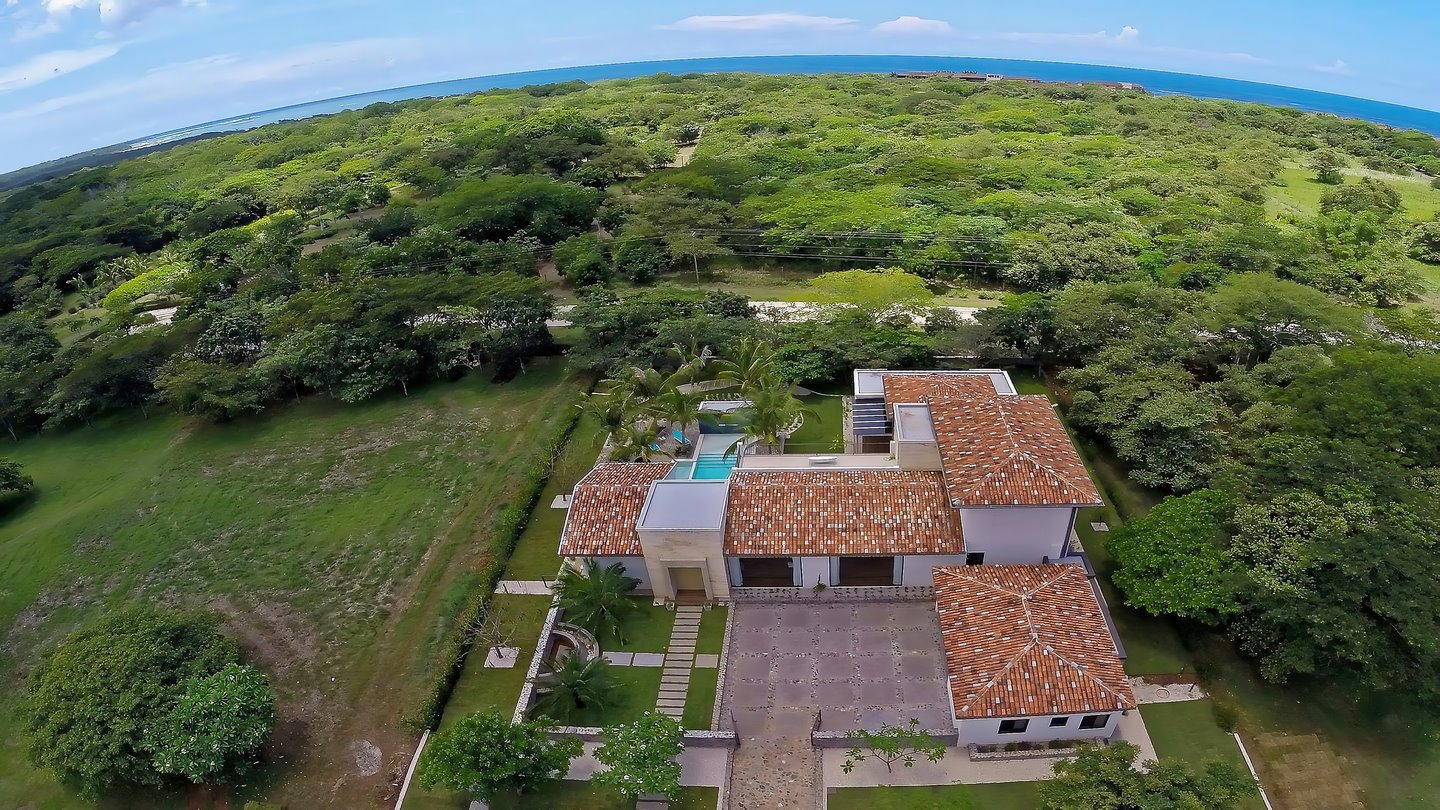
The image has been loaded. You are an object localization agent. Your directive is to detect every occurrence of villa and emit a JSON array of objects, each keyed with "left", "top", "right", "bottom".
[{"left": 556, "top": 368, "right": 1136, "bottom": 744}]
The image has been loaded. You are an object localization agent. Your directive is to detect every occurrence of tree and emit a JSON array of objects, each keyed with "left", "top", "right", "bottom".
[
  {"left": 419, "top": 712, "right": 582, "bottom": 801},
  {"left": 155, "top": 359, "right": 270, "bottom": 421},
  {"left": 650, "top": 387, "right": 707, "bottom": 436},
  {"left": 25, "top": 608, "right": 242, "bottom": 796},
  {"left": 530, "top": 655, "right": 618, "bottom": 723},
  {"left": 553, "top": 233, "right": 611, "bottom": 286},
  {"left": 725, "top": 384, "right": 818, "bottom": 456},
  {"left": 809, "top": 268, "right": 934, "bottom": 316},
  {"left": 1308, "top": 149, "right": 1345, "bottom": 184},
  {"left": 1109, "top": 490, "right": 1242, "bottom": 623},
  {"left": 1412, "top": 220, "right": 1440, "bottom": 264},
  {"left": 142, "top": 663, "right": 276, "bottom": 784},
  {"left": 841, "top": 719, "right": 947, "bottom": 775},
  {"left": 553, "top": 560, "right": 641, "bottom": 644},
  {"left": 1319, "top": 178, "right": 1401, "bottom": 217},
  {"left": 1040, "top": 742, "right": 1256, "bottom": 810},
  {"left": 592, "top": 712, "right": 684, "bottom": 800},
  {"left": 0, "top": 458, "right": 34, "bottom": 496},
  {"left": 713, "top": 338, "right": 779, "bottom": 393}
]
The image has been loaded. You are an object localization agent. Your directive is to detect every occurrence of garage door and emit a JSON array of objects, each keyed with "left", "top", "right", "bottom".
[
  {"left": 738, "top": 557, "right": 795, "bottom": 587},
  {"left": 837, "top": 556, "right": 896, "bottom": 586}
]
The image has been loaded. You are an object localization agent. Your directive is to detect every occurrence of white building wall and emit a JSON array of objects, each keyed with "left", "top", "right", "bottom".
[
  {"left": 589, "top": 556, "right": 651, "bottom": 591},
  {"left": 955, "top": 711, "right": 1122, "bottom": 745},
  {"left": 898, "top": 555, "right": 970, "bottom": 586},
  {"left": 959, "top": 507, "right": 1076, "bottom": 565},
  {"left": 636, "top": 528, "right": 730, "bottom": 600},
  {"left": 798, "top": 556, "right": 833, "bottom": 588}
]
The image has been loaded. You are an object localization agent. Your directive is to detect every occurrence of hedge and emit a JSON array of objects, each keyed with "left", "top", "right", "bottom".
[
  {"left": 403, "top": 393, "right": 585, "bottom": 732},
  {"left": 101, "top": 262, "right": 188, "bottom": 310}
]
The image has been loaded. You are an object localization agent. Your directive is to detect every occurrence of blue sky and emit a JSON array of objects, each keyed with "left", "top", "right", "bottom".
[{"left": 1, "top": 1, "right": 1437, "bottom": 172}]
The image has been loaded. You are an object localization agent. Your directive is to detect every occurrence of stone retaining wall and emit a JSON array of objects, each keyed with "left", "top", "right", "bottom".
[
  {"left": 812, "top": 729, "right": 957, "bottom": 749},
  {"left": 545, "top": 727, "right": 739, "bottom": 749},
  {"left": 731, "top": 585, "right": 935, "bottom": 602}
]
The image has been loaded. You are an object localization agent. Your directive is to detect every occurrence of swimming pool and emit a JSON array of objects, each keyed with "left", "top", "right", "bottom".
[{"left": 690, "top": 434, "right": 741, "bottom": 479}]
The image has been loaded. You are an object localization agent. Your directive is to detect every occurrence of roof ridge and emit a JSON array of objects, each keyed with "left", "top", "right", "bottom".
[{"left": 959, "top": 636, "right": 1043, "bottom": 712}]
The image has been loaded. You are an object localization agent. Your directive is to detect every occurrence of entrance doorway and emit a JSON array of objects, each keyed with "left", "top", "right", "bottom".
[
  {"left": 669, "top": 566, "right": 707, "bottom": 603},
  {"left": 837, "top": 556, "right": 896, "bottom": 586},
  {"left": 738, "top": 557, "right": 795, "bottom": 587}
]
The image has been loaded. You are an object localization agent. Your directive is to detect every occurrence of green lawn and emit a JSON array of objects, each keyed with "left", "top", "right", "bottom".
[
  {"left": 563, "top": 665, "right": 664, "bottom": 727},
  {"left": 827, "top": 783, "right": 1041, "bottom": 810},
  {"left": 696, "top": 605, "right": 728, "bottom": 654},
  {"left": 683, "top": 667, "right": 719, "bottom": 730},
  {"left": 1140, "top": 700, "right": 1266, "bottom": 810},
  {"left": 1267, "top": 164, "right": 1440, "bottom": 220},
  {"left": 0, "top": 360, "right": 583, "bottom": 808},
  {"left": 605, "top": 600, "right": 675, "bottom": 652},
  {"left": 504, "top": 414, "right": 604, "bottom": 580},
  {"left": 439, "top": 594, "right": 554, "bottom": 729},
  {"left": 407, "top": 781, "right": 718, "bottom": 810},
  {"left": 785, "top": 393, "right": 846, "bottom": 454}
]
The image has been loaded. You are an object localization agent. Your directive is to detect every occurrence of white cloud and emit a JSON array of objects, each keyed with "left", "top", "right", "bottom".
[
  {"left": 874, "top": 16, "right": 951, "bottom": 36},
  {"left": 970, "top": 25, "right": 1264, "bottom": 65},
  {"left": 0, "top": 43, "right": 118, "bottom": 92},
  {"left": 659, "top": 13, "right": 856, "bottom": 32},
  {"left": 1313, "top": 59, "right": 1350, "bottom": 74},
  {"left": 0, "top": 37, "right": 415, "bottom": 120},
  {"left": 39, "top": 0, "right": 203, "bottom": 30}
]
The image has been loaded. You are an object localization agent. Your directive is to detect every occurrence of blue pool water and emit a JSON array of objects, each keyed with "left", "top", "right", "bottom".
[
  {"left": 691, "top": 454, "right": 738, "bottom": 480},
  {"left": 127, "top": 55, "right": 1440, "bottom": 151}
]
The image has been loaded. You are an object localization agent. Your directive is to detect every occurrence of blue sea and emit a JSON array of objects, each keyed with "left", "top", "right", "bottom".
[{"left": 127, "top": 54, "right": 1440, "bottom": 149}]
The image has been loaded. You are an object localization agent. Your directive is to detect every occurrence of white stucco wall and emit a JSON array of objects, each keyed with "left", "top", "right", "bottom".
[
  {"left": 589, "top": 556, "right": 652, "bottom": 591},
  {"left": 898, "top": 555, "right": 970, "bottom": 586},
  {"left": 959, "top": 507, "right": 1076, "bottom": 565},
  {"left": 799, "top": 556, "right": 833, "bottom": 588},
  {"left": 955, "top": 711, "right": 1122, "bottom": 745},
  {"left": 636, "top": 528, "right": 729, "bottom": 600}
]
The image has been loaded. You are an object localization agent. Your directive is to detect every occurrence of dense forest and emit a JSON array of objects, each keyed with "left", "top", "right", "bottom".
[{"left": 4, "top": 71, "right": 1440, "bottom": 711}]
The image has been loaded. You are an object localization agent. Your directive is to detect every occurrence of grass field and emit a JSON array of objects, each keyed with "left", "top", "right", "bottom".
[
  {"left": 827, "top": 783, "right": 1041, "bottom": 810},
  {"left": 785, "top": 393, "right": 846, "bottom": 454},
  {"left": 0, "top": 360, "right": 584, "bottom": 809},
  {"left": 1141, "top": 700, "right": 1266, "bottom": 810},
  {"left": 503, "top": 414, "right": 603, "bottom": 581},
  {"left": 1266, "top": 165, "right": 1440, "bottom": 220}
]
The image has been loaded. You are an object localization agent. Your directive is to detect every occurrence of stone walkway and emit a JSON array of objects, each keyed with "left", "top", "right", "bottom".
[
  {"left": 657, "top": 605, "right": 703, "bottom": 720},
  {"left": 729, "top": 710, "right": 821, "bottom": 810},
  {"left": 493, "top": 580, "right": 553, "bottom": 595}
]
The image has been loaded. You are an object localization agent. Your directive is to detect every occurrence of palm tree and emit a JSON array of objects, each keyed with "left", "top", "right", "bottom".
[
  {"left": 714, "top": 339, "right": 778, "bottom": 393},
  {"left": 554, "top": 560, "right": 642, "bottom": 643},
  {"left": 650, "top": 387, "right": 709, "bottom": 435},
  {"left": 667, "top": 341, "right": 716, "bottom": 386},
  {"left": 530, "top": 655, "right": 617, "bottom": 723},
  {"left": 725, "top": 384, "right": 818, "bottom": 457},
  {"left": 610, "top": 423, "right": 668, "bottom": 462},
  {"left": 604, "top": 366, "right": 676, "bottom": 403},
  {"left": 578, "top": 390, "right": 637, "bottom": 447}
]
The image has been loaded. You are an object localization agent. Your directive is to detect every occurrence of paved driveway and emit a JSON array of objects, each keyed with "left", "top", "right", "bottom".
[{"left": 721, "top": 601, "right": 951, "bottom": 733}]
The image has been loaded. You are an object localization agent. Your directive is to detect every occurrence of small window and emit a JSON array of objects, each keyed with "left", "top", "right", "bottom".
[
  {"left": 1049, "top": 716, "right": 1069, "bottom": 728},
  {"left": 998, "top": 718, "right": 1029, "bottom": 734},
  {"left": 1079, "top": 714, "right": 1109, "bottom": 730},
  {"left": 965, "top": 552, "right": 986, "bottom": 566}
]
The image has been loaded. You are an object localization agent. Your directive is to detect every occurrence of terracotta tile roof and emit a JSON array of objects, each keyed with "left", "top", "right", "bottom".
[
  {"left": 934, "top": 564, "right": 1135, "bottom": 719},
  {"left": 724, "top": 469, "right": 964, "bottom": 556},
  {"left": 557, "top": 462, "right": 674, "bottom": 557},
  {"left": 882, "top": 374, "right": 1102, "bottom": 507}
]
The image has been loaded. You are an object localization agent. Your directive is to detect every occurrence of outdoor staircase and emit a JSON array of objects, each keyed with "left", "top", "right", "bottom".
[{"left": 656, "top": 605, "right": 703, "bottom": 721}]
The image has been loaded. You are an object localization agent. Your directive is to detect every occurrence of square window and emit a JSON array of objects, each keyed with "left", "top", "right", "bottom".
[
  {"left": 998, "top": 718, "right": 1029, "bottom": 734},
  {"left": 1079, "top": 714, "right": 1109, "bottom": 730},
  {"left": 965, "top": 552, "right": 985, "bottom": 566},
  {"left": 1049, "top": 716, "right": 1069, "bottom": 727}
]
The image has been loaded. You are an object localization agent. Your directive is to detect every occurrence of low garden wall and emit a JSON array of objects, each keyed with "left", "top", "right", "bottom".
[
  {"left": 811, "top": 729, "right": 957, "bottom": 749},
  {"left": 731, "top": 585, "right": 935, "bottom": 602}
]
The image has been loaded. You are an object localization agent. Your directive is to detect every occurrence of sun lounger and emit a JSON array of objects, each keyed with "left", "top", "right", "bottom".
[{"left": 672, "top": 430, "right": 691, "bottom": 445}]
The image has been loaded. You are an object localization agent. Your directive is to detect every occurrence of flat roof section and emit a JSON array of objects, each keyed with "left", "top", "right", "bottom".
[
  {"left": 854, "top": 368, "right": 1015, "bottom": 398},
  {"left": 637, "top": 479, "right": 729, "bottom": 530},
  {"left": 894, "top": 403, "right": 936, "bottom": 441}
]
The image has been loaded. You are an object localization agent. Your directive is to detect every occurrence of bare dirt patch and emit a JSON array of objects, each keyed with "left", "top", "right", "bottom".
[{"left": 1252, "top": 731, "right": 1366, "bottom": 809}]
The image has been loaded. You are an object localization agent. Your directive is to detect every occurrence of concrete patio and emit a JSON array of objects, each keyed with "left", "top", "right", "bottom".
[{"left": 722, "top": 601, "right": 952, "bottom": 733}]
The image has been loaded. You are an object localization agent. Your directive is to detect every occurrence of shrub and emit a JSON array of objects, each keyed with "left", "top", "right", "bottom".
[{"left": 101, "top": 261, "right": 189, "bottom": 311}]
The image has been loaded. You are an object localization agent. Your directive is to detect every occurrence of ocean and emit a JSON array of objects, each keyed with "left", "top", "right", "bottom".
[{"left": 126, "top": 54, "right": 1440, "bottom": 150}]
